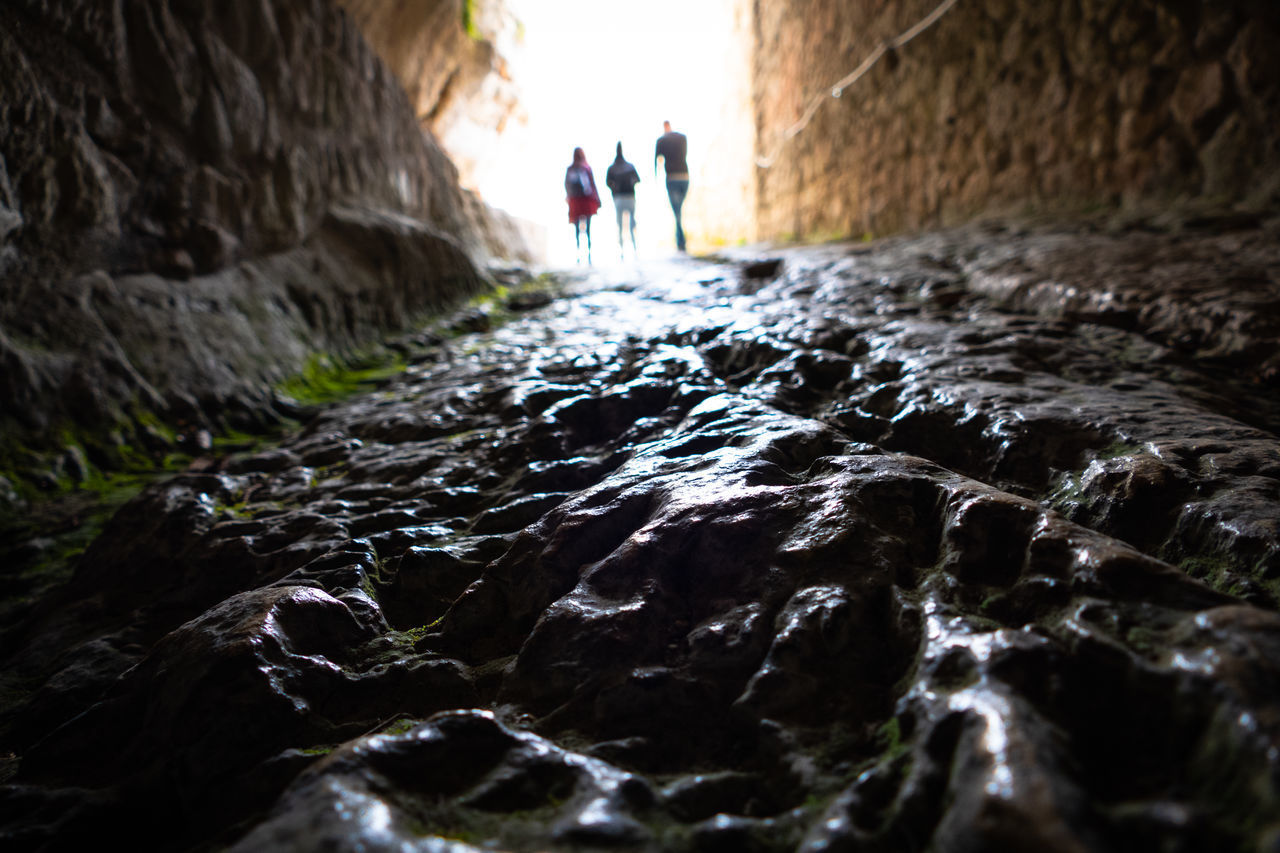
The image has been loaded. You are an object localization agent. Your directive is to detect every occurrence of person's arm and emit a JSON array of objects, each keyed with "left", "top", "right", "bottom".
[{"left": 655, "top": 140, "right": 661, "bottom": 177}]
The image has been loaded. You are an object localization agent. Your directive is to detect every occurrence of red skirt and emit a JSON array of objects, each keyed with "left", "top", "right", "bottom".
[{"left": 568, "top": 196, "right": 600, "bottom": 222}]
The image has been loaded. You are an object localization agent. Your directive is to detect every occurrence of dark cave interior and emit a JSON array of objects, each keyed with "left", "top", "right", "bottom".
[{"left": 1, "top": 2, "right": 1279, "bottom": 851}]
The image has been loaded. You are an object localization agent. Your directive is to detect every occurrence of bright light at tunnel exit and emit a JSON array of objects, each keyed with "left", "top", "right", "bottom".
[{"left": 477, "top": 0, "right": 743, "bottom": 266}]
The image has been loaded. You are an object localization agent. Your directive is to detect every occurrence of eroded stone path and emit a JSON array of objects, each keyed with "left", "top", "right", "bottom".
[{"left": 3, "top": 219, "right": 1280, "bottom": 851}]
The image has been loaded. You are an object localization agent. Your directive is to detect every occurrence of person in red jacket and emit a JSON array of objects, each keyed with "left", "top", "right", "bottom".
[{"left": 565, "top": 147, "right": 602, "bottom": 264}]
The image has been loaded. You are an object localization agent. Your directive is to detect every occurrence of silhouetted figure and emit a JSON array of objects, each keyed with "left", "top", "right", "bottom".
[
  {"left": 565, "top": 147, "right": 601, "bottom": 264},
  {"left": 654, "top": 120, "right": 689, "bottom": 251},
  {"left": 606, "top": 142, "right": 640, "bottom": 259}
]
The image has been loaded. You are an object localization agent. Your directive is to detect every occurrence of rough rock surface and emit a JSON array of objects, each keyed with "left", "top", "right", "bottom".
[
  {"left": 336, "top": 0, "right": 524, "bottom": 193},
  {"left": 753, "top": 0, "right": 1280, "bottom": 240},
  {"left": 0, "top": 0, "right": 530, "bottom": 482},
  {"left": 2, "top": 217, "right": 1278, "bottom": 850}
]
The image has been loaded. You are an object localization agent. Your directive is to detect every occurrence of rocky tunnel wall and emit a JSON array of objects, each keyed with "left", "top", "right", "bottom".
[
  {"left": 335, "top": 0, "right": 525, "bottom": 195},
  {"left": 0, "top": 0, "right": 531, "bottom": 492},
  {"left": 752, "top": 0, "right": 1280, "bottom": 241}
]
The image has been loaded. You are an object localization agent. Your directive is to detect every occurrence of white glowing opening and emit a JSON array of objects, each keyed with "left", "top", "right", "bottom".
[{"left": 481, "top": 0, "right": 745, "bottom": 265}]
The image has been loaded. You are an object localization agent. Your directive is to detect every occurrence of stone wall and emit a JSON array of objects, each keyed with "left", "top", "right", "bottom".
[
  {"left": 335, "top": 0, "right": 543, "bottom": 255},
  {"left": 753, "top": 0, "right": 1280, "bottom": 241},
  {"left": 0, "top": 0, "right": 530, "bottom": 486},
  {"left": 336, "top": 0, "right": 524, "bottom": 193}
]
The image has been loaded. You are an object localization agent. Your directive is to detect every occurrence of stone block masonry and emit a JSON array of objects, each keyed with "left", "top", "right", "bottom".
[{"left": 752, "top": 0, "right": 1280, "bottom": 241}]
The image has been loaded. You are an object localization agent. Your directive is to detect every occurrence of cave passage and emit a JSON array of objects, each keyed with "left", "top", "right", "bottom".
[
  {"left": 478, "top": 0, "right": 751, "bottom": 263},
  {"left": 3, "top": 0, "right": 1280, "bottom": 850}
]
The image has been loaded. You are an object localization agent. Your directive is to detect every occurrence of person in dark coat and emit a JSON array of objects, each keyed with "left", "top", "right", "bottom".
[
  {"left": 605, "top": 142, "right": 641, "bottom": 259},
  {"left": 565, "top": 146, "right": 601, "bottom": 264},
  {"left": 654, "top": 121, "right": 689, "bottom": 251}
]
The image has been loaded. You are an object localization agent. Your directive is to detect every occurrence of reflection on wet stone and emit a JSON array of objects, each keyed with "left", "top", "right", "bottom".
[{"left": 4, "top": 225, "right": 1280, "bottom": 850}]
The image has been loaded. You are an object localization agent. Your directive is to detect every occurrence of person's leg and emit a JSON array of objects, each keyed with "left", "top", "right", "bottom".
[
  {"left": 621, "top": 196, "right": 637, "bottom": 254},
  {"left": 666, "top": 180, "right": 688, "bottom": 251},
  {"left": 584, "top": 216, "right": 592, "bottom": 264},
  {"left": 617, "top": 197, "right": 635, "bottom": 257}
]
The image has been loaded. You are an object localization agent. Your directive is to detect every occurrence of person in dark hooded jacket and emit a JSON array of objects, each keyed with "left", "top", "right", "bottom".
[{"left": 605, "top": 142, "right": 640, "bottom": 259}]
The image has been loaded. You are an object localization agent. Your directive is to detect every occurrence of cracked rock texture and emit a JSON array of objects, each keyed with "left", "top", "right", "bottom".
[{"left": 2, "top": 217, "right": 1278, "bottom": 851}]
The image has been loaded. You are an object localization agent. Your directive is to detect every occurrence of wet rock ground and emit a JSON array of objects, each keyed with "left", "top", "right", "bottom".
[{"left": 2, "top": 216, "right": 1280, "bottom": 851}]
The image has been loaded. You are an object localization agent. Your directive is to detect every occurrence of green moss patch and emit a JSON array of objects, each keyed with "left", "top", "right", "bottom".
[
  {"left": 272, "top": 274, "right": 568, "bottom": 408},
  {"left": 0, "top": 469, "right": 159, "bottom": 634},
  {"left": 462, "top": 0, "right": 480, "bottom": 39},
  {"left": 275, "top": 352, "right": 410, "bottom": 407},
  {"left": 379, "top": 717, "right": 422, "bottom": 737}
]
